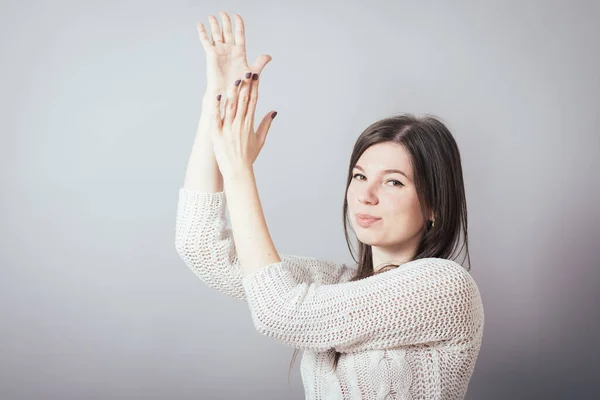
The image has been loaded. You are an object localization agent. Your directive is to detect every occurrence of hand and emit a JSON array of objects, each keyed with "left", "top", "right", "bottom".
[
  {"left": 196, "top": 12, "right": 272, "bottom": 96},
  {"left": 210, "top": 73, "right": 277, "bottom": 181}
]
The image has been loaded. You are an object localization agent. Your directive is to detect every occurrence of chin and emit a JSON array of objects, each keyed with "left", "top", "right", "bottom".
[
  {"left": 358, "top": 238, "right": 382, "bottom": 247},
  {"left": 354, "top": 229, "right": 384, "bottom": 245}
]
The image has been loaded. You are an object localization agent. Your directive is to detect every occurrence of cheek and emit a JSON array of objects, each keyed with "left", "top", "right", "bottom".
[
  {"left": 385, "top": 193, "right": 423, "bottom": 225},
  {"left": 346, "top": 186, "right": 357, "bottom": 206},
  {"left": 347, "top": 184, "right": 356, "bottom": 196}
]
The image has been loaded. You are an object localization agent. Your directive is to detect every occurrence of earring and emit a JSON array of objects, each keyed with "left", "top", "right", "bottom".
[{"left": 431, "top": 219, "right": 435, "bottom": 228}]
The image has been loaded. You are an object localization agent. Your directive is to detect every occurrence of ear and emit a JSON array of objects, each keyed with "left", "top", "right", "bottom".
[{"left": 425, "top": 207, "right": 435, "bottom": 222}]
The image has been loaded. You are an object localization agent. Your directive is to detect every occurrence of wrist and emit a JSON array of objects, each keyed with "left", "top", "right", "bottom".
[{"left": 223, "top": 167, "right": 255, "bottom": 185}]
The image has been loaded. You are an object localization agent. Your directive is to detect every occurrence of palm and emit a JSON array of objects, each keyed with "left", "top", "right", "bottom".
[
  {"left": 197, "top": 12, "right": 271, "bottom": 92},
  {"left": 210, "top": 45, "right": 248, "bottom": 88}
]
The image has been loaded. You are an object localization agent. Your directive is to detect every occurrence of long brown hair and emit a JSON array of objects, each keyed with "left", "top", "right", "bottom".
[{"left": 287, "top": 113, "right": 471, "bottom": 384}]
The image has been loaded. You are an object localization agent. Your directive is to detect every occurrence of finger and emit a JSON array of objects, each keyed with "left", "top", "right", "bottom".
[
  {"left": 233, "top": 14, "right": 246, "bottom": 47},
  {"left": 251, "top": 54, "right": 273, "bottom": 74},
  {"left": 223, "top": 68, "right": 251, "bottom": 112},
  {"left": 208, "top": 15, "right": 223, "bottom": 44},
  {"left": 255, "top": 111, "right": 277, "bottom": 150},
  {"left": 214, "top": 93, "right": 223, "bottom": 132},
  {"left": 196, "top": 23, "right": 211, "bottom": 51},
  {"left": 219, "top": 11, "right": 234, "bottom": 44},
  {"left": 245, "top": 73, "right": 260, "bottom": 129},
  {"left": 236, "top": 76, "right": 252, "bottom": 125},
  {"left": 225, "top": 78, "right": 242, "bottom": 127}
]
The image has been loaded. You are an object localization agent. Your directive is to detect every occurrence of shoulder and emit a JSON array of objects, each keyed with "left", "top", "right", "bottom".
[
  {"left": 423, "top": 258, "right": 483, "bottom": 310},
  {"left": 405, "top": 257, "right": 479, "bottom": 288},
  {"left": 402, "top": 257, "right": 468, "bottom": 274}
]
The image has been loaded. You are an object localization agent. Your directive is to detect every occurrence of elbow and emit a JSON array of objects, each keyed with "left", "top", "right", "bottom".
[
  {"left": 174, "top": 236, "right": 200, "bottom": 261},
  {"left": 249, "top": 310, "right": 274, "bottom": 336},
  {"left": 248, "top": 310, "right": 297, "bottom": 347},
  {"left": 174, "top": 232, "right": 187, "bottom": 254}
]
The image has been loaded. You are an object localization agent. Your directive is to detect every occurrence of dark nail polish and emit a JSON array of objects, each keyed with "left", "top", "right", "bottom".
[
  {"left": 245, "top": 72, "right": 252, "bottom": 79},
  {"left": 271, "top": 111, "right": 277, "bottom": 119},
  {"left": 252, "top": 73, "right": 259, "bottom": 80},
  {"left": 217, "top": 94, "right": 221, "bottom": 101},
  {"left": 235, "top": 79, "right": 241, "bottom": 86}
]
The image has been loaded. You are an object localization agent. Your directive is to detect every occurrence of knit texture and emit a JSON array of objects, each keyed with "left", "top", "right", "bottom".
[{"left": 175, "top": 188, "right": 485, "bottom": 399}]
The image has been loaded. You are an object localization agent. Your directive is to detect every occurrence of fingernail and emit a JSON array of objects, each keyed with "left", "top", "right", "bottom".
[
  {"left": 217, "top": 94, "right": 221, "bottom": 101},
  {"left": 235, "top": 79, "right": 241, "bottom": 86},
  {"left": 252, "top": 73, "right": 259, "bottom": 81},
  {"left": 245, "top": 72, "right": 252, "bottom": 79},
  {"left": 271, "top": 111, "right": 277, "bottom": 119}
]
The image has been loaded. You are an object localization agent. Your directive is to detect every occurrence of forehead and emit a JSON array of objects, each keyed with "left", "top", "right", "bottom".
[{"left": 354, "top": 142, "right": 413, "bottom": 178}]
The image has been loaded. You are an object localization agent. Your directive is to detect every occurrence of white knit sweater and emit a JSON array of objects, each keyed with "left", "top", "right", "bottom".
[{"left": 175, "top": 188, "right": 485, "bottom": 399}]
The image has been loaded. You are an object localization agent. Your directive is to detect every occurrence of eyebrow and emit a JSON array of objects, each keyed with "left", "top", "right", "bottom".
[{"left": 353, "top": 164, "right": 410, "bottom": 180}]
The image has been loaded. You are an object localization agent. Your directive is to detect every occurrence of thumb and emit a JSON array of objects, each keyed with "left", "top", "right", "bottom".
[
  {"left": 251, "top": 54, "right": 273, "bottom": 73},
  {"left": 256, "top": 110, "right": 277, "bottom": 149}
]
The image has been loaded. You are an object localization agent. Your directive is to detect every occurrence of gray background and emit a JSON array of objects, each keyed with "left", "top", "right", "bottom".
[{"left": 1, "top": 0, "right": 599, "bottom": 399}]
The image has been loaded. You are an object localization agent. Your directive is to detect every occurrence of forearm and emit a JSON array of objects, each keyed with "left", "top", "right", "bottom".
[
  {"left": 223, "top": 169, "right": 281, "bottom": 278},
  {"left": 182, "top": 91, "right": 224, "bottom": 192}
]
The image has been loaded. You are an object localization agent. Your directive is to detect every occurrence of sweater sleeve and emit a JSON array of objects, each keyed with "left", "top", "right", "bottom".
[
  {"left": 240, "top": 258, "right": 484, "bottom": 353},
  {"left": 175, "top": 188, "right": 354, "bottom": 301}
]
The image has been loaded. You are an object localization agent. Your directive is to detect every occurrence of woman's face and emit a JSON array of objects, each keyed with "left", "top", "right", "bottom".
[{"left": 346, "top": 142, "right": 429, "bottom": 251}]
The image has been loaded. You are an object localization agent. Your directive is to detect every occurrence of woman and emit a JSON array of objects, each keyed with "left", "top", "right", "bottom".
[{"left": 175, "top": 12, "right": 484, "bottom": 399}]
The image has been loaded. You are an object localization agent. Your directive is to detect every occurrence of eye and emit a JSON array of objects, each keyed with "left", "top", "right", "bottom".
[{"left": 352, "top": 173, "right": 404, "bottom": 187}]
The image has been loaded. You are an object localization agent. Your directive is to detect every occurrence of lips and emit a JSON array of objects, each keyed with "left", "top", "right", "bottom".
[
  {"left": 356, "top": 213, "right": 380, "bottom": 219},
  {"left": 355, "top": 214, "right": 381, "bottom": 227}
]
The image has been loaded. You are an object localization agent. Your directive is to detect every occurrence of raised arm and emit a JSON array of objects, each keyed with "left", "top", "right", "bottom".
[{"left": 175, "top": 188, "right": 354, "bottom": 300}]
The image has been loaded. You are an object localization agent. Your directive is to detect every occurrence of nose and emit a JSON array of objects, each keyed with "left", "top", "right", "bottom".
[{"left": 358, "top": 186, "right": 379, "bottom": 205}]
